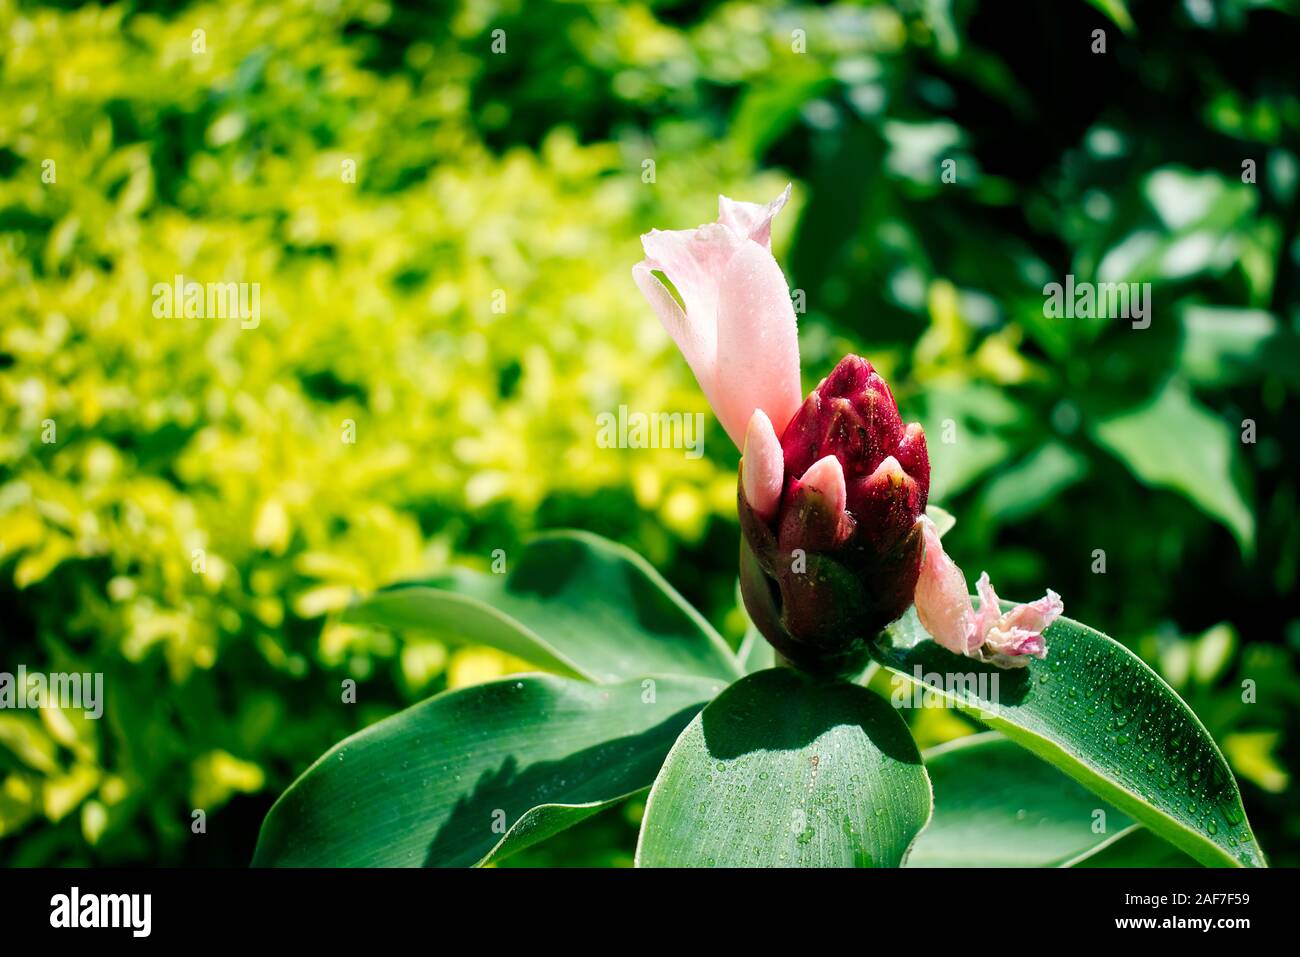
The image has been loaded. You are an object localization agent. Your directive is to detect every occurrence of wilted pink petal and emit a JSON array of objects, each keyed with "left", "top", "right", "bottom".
[
  {"left": 742, "top": 409, "right": 785, "bottom": 523},
  {"left": 982, "top": 586, "right": 1062, "bottom": 664},
  {"left": 913, "top": 516, "right": 980, "bottom": 655},
  {"left": 634, "top": 189, "right": 801, "bottom": 450},
  {"left": 918, "top": 560, "right": 1060, "bottom": 668},
  {"left": 717, "top": 184, "right": 792, "bottom": 249},
  {"left": 998, "top": 588, "right": 1064, "bottom": 635},
  {"left": 972, "top": 571, "right": 1004, "bottom": 637}
]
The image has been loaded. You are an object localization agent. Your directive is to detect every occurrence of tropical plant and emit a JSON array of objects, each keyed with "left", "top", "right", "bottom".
[
  {"left": 254, "top": 189, "right": 1266, "bottom": 868},
  {"left": 252, "top": 524, "right": 1262, "bottom": 867},
  {"left": 4, "top": 0, "right": 1295, "bottom": 870}
]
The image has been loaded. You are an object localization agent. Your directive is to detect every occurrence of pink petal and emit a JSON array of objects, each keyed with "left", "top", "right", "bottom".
[
  {"left": 717, "top": 184, "right": 792, "bottom": 249},
  {"left": 632, "top": 260, "right": 722, "bottom": 417},
  {"left": 634, "top": 189, "right": 800, "bottom": 450},
  {"left": 639, "top": 223, "right": 745, "bottom": 330},
  {"left": 913, "top": 516, "right": 979, "bottom": 654},
  {"left": 779, "top": 453, "right": 854, "bottom": 553},
  {"left": 797, "top": 454, "right": 847, "bottom": 517},
  {"left": 713, "top": 241, "right": 802, "bottom": 447},
  {"left": 864, "top": 454, "right": 904, "bottom": 486},
  {"left": 741, "top": 409, "right": 785, "bottom": 523},
  {"left": 1000, "top": 589, "right": 1064, "bottom": 634},
  {"left": 984, "top": 589, "right": 1063, "bottom": 661},
  {"left": 972, "top": 571, "right": 1004, "bottom": 637}
]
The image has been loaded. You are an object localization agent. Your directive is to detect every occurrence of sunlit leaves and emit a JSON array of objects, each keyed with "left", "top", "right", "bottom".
[
  {"left": 875, "top": 607, "right": 1266, "bottom": 867},
  {"left": 345, "top": 531, "right": 743, "bottom": 684},
  {"left": 636, "top": 669, "right": 931, "bottom": 867},
  {"left": 254, "top": 674, "right": 722, "bottom": 867},
  {"left": 1093, "top": 379, "right": 1254, "bottom": 552}
]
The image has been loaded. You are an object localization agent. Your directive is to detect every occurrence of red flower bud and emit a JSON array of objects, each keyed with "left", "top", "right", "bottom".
[
  {"left": 739, "top": 355, "right": 930, "bottom": 674},
  {"left": 634, "top": 191, "right": 1058, "bottom": 673}
]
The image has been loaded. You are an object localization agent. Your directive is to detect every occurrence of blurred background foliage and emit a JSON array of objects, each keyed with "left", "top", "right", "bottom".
[{"left": 1, "top": 0, "right": 1298, "bottom": 866}]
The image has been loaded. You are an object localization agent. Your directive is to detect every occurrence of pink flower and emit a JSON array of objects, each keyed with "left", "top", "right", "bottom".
[
  {"left": 634, "top": 190, "right": 1061, "bottom": 673},
  {"left": 914, "top": 516, "right": 1063, "bottom": 668},
  {"left": 632, "top": 186, "right": 802, "bottom": 449},
  {"left": 736, "top": 354, "right": 931, "bottom": 673}
]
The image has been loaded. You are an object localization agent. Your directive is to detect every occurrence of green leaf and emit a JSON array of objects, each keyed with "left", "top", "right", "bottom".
[
  {"left": 345, "top": 530, "right": 743, "bottom": 684},
  {"left": 1072, "top": 825, "right": 1198, "bottom": 867},
  {"left": 1097, "top": 170, "right": 1257, "bottom": 286},
  {"left": 910, "top": 733, "right": 1140, "bottom": 867},
  {"left": 1092, "top": 380, "right": 1254, "bottom": 553},
  {"left": 1222, "top": 730, "right": 1289, "bottom": 794},
  {"left": 925, "top": 504, "right": 957, "bottom": 537},
  {"left": 737, "top": 624, "right": 776, "bottom": 674},
  {"left": 731, "top": 64, "right": 833, "bottom": 159},
  {"left": 974, "top": 442, "right": 1088, "bottom": 524},
  {"left": 636, "top": 669, "right": 932, "bottom": 867},
  {"left": 253, "top": 673, "right": 724, "bottom": 867},
  {"left": 1085, "top": 0, "right": 1135, "bottom": 34},
  {"left": 921, "top": 385, "right": 1019, "bottom": 501},
  {"left": 873, "top": 608, "right": 1265, "bottom": 867},
  {"left": 1179, "top": 306, "right": 1300, "bottom": 388}
]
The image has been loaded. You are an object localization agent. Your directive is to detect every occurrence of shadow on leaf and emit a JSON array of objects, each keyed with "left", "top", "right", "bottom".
[
  {"left": 423, "top": 705, "right": 702, "bottom": 867},
  {"left": 699, "top": 668, "right": 921, "bottom": 765}
]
